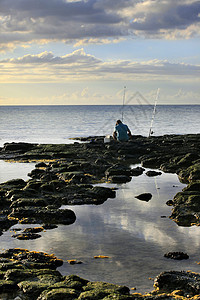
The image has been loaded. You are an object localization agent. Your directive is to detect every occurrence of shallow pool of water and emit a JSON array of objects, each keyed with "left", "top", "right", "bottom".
[{"left": 1, "top": 162, "right": 200, "bottom": 293}]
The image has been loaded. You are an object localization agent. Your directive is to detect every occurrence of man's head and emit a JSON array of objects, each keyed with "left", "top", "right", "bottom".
[{"left": 116, "top": 120, "right": 122, "bottom": 125}]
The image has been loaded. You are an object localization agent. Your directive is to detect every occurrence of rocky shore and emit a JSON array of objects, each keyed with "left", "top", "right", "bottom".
[{"left": 0, "top": 134, "right": 200, "bottom": 299}]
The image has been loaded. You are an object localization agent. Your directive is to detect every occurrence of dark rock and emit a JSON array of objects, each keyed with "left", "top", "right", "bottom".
[
  {"left": 35, "top": 162, "right": 48, "bottom": 168},
  {"left": 12, "top": 233, "right": 41, "bottom": 240},
  {"left": 0, "top": 248, "right": 63, "bottom": 269},
  {"left": 10, "top": 198, "right": 48, "bottom": 208},
  {"left": 145, "top": 170, "right": 162, "bottom": 177},
  {"left": 28, "top": 168, "right": 46, "bottom": 179},
  {"left": 0, "top": 178, "right": 26, "bottom": 189},
  {"left": 0, "top": 248, "right": 137, "bottom": 300},
  {"left": 37, "top": 288, "right": 78, "bottom": 299},
  {"left": 131, "top": 167, "right": 145, "bottom": 176},
  {"left": 0, "top": 215, "right": 18, "bottom": 231},
  {"left": 183, "top": 181, "right": 200, "bottom": 192},
  {"left": 178, "top": 162, "right": 200, "bottom": 183},
  {"left": 67, "top": 259, "right": 83, "bottom": 265},
  {"left": 135, "top": 193, "right": 152, "bottom": 201},
  {"left": 154, "top": 270, "right": 200, "bottom": 296},
  {"left": 164, "top": 252, "right": 189, "bottom": 260},
  {"left": 2, "top": 142, "right": 36, "bottom": 152},
  {"left": 105, "top": 164, "right": 132, "bottom": 178},
  {"left": 0, "top": 280, "right": 18, "bottom": 292},
  {"left": 8, "top": 207, "right": 76, "bottom": 225},
  {"left": 166, "top": 200, "right": 173, "bottom": 206},
  {"left": 109, "top": 175, "right": 132, "bottom": 183},
  {"left": 42, "top": 224, "right": 58, "bottom": 230},
  {"left": 170, "top": 191, "right": 200, "bottom": 226},
  {"left": 23, "top": 227, "right": 44, "bottom": 233}
]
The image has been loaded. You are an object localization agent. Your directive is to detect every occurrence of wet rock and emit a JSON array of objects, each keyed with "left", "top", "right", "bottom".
[
  {"left": 67, "top": 259, "right": 83, "bottom": 265},
  {"left": 80, "top": 281, "right": 130, "bottom": 300},
  {"left": 0, "top": 249, "right": 137, "bottom": 300},
  {"left": 164, "top": 252, "right": 189, "bottom": 260},
  {"left": 42, "top": 224, "right": 58, "bottom": 230},
  {"left": 0, "top": 215, "right": 18, "bottom": 232},
  {"left": 178, "top": 162, "right": 200, "bottom": 183},
  {"left": 8, "top": 207, "right": 76, "bottom": 225},
  {"left": 28, "top": 168, "right": 46, "bottom": 179},
  {"left": 154, "top": 270, "right": 200, "bottom": 297},
  {"left": 145, "top": 170, "right": 162, "bottom": 177},
  {"left": 131, "top": 167, "right": 145, "bottom": 176},
  {"left": 10, "top": 198, "right": 48, "bottom": 209},
  {"left": 0, "top": 179, "right": 26, "bottom": 190},
  {"left": 12, "top": 233, "right": 41, "bottom": 240},
  {"left": 109, "top": 175, "right": 132, "bottom": 184},
  {"left": 166, "top": 200, "right": 173, "bottom": 206},
  {"left": 37, "top": 287, "right": 78, "bottom": 299},
  {"left": 0, "top": 248, "right": 63, "bottom": 270},
  {"left": 183, "top": 181, "right": 200, "bottom": 192},
  {"left": 35, "top": 162, "right": 48, "bottom": 168},
  {"left": 23, "top": 226, "right": 44, "bottom": 233},
  {"left": 2, "top": 142, "right": 36, "bottom": 152},
  {"left": 62, "top": 185, "right": 116, "bottom": 205},
  {"left": 141, "top": 156, "right": 165, "bottom": 169},
  {"left": 135, "top": 193, "right": 152, "bottom": 201},
  {"left": 0, "top": 280, "right": 18, "bottom": 292},
  {"left": 105, "top": 164, "right": 132, "bottom": 178},
  {"left": 170, "top": 191, "right": 200, "bottom": 226}
]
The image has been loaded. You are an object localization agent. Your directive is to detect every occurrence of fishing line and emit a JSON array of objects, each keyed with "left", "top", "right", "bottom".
[
  {"left": 121, "top": 86, "right": 126, "bottom": 122},
  {"left": 148, "top": 88, "right": 160, "bottom": 137}
]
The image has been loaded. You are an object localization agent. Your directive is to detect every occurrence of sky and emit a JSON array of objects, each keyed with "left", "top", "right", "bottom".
[{"left": 0, "top": 0, "right": 200, "bottom": 105}]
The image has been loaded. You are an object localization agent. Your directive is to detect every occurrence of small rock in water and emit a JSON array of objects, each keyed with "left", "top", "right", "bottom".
[
  {"left": 145, "top": 170, "right": 162, "bottom": 177},
  {"left": 135, "top": 193, "right": 152, "bottom": 201},
  {"left": 67, "top": 259, "right": 83, "bottom": 265},
  {"left": 166, "top": 200, "right": 173, "bottom": 206},
  {"left": 164, "top": 252, "right": 189, "bottom": 260},
  {"left": 12, "top": 233, "right": 41, "bottom": 240},
  {"left": 131, "top": 167, "right": 145, "bottom": 176}
]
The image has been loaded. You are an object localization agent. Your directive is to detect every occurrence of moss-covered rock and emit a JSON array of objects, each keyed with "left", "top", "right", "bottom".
[
  {"left": 178, "top": 162, "right": 200, "bottom": 183},
  {"left": 154, "top": 270, "right": 200, "bottom": 297},
  {"left": 38, "top": 288, "right": 78, "bottom": 300}
]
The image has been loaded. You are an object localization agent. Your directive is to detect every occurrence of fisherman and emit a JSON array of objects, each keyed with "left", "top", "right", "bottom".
[{"left": 113, "top": 120, "right": 132, "bottom": 142}]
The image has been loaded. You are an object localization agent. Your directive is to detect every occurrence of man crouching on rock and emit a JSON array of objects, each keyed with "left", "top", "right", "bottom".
[{"left": 113, "top": 120, "right": 132, "bottom": 142}]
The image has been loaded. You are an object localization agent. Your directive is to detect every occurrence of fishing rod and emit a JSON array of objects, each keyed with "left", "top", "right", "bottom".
[
  {"left": 148, "top": 88, "right": 160, "bottom": 137},
  {"left": 121, "top": 86, "right": 126, "bottom": 122}
]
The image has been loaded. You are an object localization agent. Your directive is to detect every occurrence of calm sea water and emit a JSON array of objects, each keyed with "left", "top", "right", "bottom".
[
  {"left": 0, "top": 105, "right": 200, "bottom": 146},
  {"left": 0, "top": 105, "right": 200, "bottom": 293}
]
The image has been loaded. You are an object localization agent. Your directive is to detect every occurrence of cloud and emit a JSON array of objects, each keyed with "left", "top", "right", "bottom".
[
  {"left": 0, "top": 49, "right": 199, "bottom": 83},
  {"left": 2, "top": 86, "right": 200, "bottom": 106},
  {"left": 0, "top": 0, "right": 199, "bottom": 51},
  {"left": 129, "top": 0, "right": 200, "bottom": 38}
]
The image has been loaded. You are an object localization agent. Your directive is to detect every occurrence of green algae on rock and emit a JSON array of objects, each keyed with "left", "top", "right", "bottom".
[{"left": 1, "top": 249, "right": 200, "bottom": 299}]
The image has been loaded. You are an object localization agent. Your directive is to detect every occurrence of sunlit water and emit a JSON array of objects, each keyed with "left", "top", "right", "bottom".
[{"left": 1, "top": 161, "right": 200, "bottom": 293}]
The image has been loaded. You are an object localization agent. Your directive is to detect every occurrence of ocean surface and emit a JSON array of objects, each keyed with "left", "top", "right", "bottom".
[
  {"left": 0, "top": 105, "right": 200, "bottom": 293},
  {"left": 0, "top": 105, "right": 200, "bottom": 146}
]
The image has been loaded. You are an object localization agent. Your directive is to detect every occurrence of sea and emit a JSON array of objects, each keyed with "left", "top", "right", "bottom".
[
  {"left": 0, "top": 105, "right": 200, "bottom": 146},
  {"left": 0, "top": 105, "right": 200, "bottom": 293}
]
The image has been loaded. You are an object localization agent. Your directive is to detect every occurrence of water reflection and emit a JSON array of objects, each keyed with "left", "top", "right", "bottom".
[
  {"left": 0, "top": 160, "right": 35, "bottom": 182},
  {"left": 1, "top": 165, "right": 200, "bottom": 293}
]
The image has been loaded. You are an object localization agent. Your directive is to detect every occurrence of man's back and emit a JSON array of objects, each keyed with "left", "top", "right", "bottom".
[{"left": 115, "top": 123, "right": 129, "bottom": 141}]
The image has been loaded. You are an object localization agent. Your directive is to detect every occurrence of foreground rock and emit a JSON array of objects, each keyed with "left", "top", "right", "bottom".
[
  {"left": 154, "top": 270, "right": 200, "bottom": 298},
  {"left": 1, "top": 249, "right": 200, "bottom": 299},
  {"left": 0, "top": 248, "right": 131, "bottom": 300}
]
